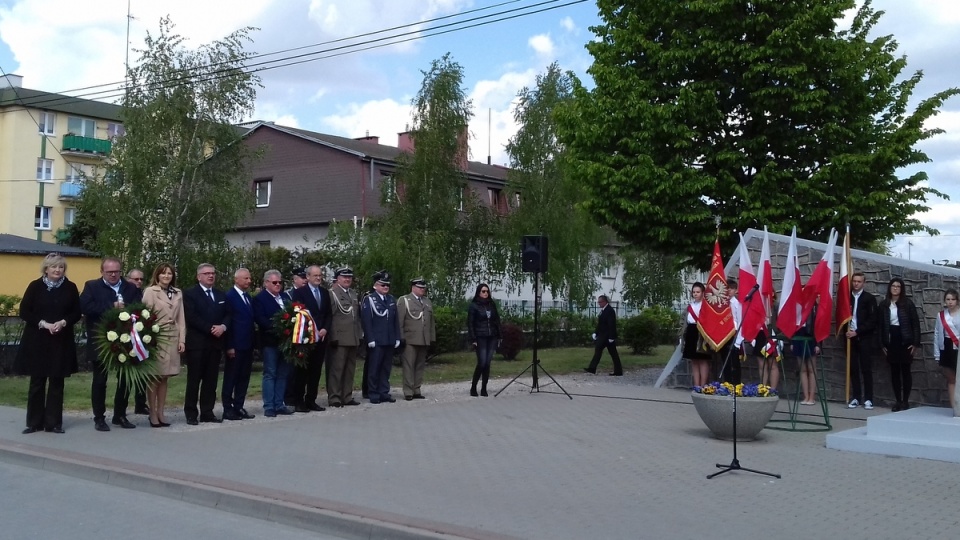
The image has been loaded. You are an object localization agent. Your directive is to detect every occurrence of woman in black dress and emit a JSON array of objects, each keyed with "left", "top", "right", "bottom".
[
  {"left": 878, "top": 278, "right": 921, "bottom": 411},
  {"left": 15, "top": 253, "right": 82, "bottom": 434},
  {"left": 933, "top": 289, "right": 959, "bottom": 414},
  {"left": 467, "top": 283, "right": 501, "bottom": 397},
  {"left": 682, "top": 282, "right": 711, "bottom": 387}
]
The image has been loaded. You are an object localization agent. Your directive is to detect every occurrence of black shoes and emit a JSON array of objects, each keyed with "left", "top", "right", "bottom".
[
  {"left": 222, "top": 410, "right": 242, "bottom": 421},
  {"left": 199, "top": 416, "right": 222, "bottom": 423},
  {"left": 186, "top": 418, "right": 199, "bottom": 426},
  {"left": 22, "top": 426, "right": 40, "bottom": 434},
  {"left": 470, "top": 388, "right": 479, "bottom": 397},
  {"left": 404, "top": 396, "right": 413, "bottom": 401},
  {"left": 45, "top": 426, "right": 65, "bottom": 434},
  {"left": 135, "top": 406, "right": 150, "bottom": 415},
  {"left": 413, "top": 394, "right": 425, "bottom": 400},
  {"left": 94, "top": 418, "right": 111, "bottom": 432},
  {"left": 238, "top": 408, "right": 256, "bottom": 419},
  {"left": 276, "top": 407, "right": 295, "bottom": 415},
  {"left": 307, "top": 402, "right": 325, "bottom": 412},
  {"left": 583, "top": 368, "right": 596, "bottom": 374},
  {"left": 112, "top": 416, "right": 136, "bottom": 429},
  {"left": 150, "top": 420, "right": 163, "bottom": 428},
  {"left": 294, "top": 405, "right": 311, "bottom": 413},
  {"left": 344, "top": 400, "right": 361, "bottom": 406},
  {"left": 609, "top": 372, "right": 623, "bottom": 376},
  {"left": 480, "top": 389, "right": 488, "bottom": 397}
]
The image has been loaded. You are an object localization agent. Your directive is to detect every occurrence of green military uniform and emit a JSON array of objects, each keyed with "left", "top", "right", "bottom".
[
  {"left": 327, "top": 268, "right": 363, "bottom": 407},
  {"left": 398, "top": 278, "right": 435, "bottom": 400}
]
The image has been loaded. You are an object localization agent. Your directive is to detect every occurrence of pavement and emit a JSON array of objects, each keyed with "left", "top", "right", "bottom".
[{"left": 1, "top": 372, "right": 957, "bottom": 540}]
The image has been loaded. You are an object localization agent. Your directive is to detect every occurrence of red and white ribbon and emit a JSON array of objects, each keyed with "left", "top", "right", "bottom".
[{"left": 129, "top": 313, "right": 150, "bottom": 362}]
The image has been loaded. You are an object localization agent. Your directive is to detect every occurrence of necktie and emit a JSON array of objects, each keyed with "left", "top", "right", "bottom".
[
  {"left": 313, "top": 287, "right": 321, "bottom": 307},
  {"left": 205, "top": 288, "right": 214, "bottom": 302},
  {"left": 242, "top": 293, "right": 250, "bottom": 307}
]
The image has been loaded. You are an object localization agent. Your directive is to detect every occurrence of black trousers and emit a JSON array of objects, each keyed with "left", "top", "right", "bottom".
[
  {"left": 587, "top": 340, "right": 623, "bottom": 374},
  {"left": 184, "top": 347, "right": 222, "bottom": 420},
  {"left": 26, "top": 376, "right": 64, "bottom": 429},
  {"left": 289, "top": 346, "right": 326, "bottom": 406},
  {"left": 850, "top": 339, "right": 875, "bottom": 402},
  {"left": 90, "top": 343, "right": 130, "bottom": 420}
]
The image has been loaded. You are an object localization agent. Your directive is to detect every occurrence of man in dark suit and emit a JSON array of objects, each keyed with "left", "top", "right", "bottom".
[
  {"left": 289, "top": 265, "right": 332, "bottom": 412},
  {"left": 125, "top": 268, "right": 150, "bottom": 415},
  {"left": 81, "top": 257, "right": 143, "bottom": 431},
  {"left": 222, "top": 268, "right": 255, "bottom": 421},
  {"left": 360, "top": 271, "right": 400, "bottom": 404},
  {"left": 182, "top": 263, "right": 231, "bottom": 425},
  {"left": 254, "top": 269, "right": 294, "bottom": 417},
  {"left": 846, "top": 272, "right": 879, "bottom": 410},
  {"left": 584, "top": 295, "right": 623, "bottom": 376}
]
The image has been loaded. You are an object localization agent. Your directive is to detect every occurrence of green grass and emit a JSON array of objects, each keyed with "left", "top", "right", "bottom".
[{"left": 0, "top": 345, "right": 674, "bottom": 410}]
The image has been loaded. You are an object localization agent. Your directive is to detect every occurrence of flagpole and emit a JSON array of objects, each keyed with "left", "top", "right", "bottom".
[{"left": 844, "top": 224, "right": 851, "bottom": 404}]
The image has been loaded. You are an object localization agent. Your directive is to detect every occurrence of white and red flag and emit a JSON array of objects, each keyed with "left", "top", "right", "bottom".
[
  {"left": 777, "top": 227, "right": 803, "bottom": 338},
  {"left": 757, "top": 227, "right": 774, "bottom": 319},
  {"left": 698, "top": 240, "right": 736, "bottom": 350},
  {"left": 737, "top": 233, "right": 766, "bottom": 344},
  {"left": 835, "top": 227, "right": 853, "bottom": 335},
  {"left": 801, "top": 229, "right": 837, "bottom": 342}
]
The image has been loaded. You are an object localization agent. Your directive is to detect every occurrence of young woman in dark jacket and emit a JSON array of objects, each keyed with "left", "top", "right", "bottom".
[
  {"left": 467, "top": 283, "right": 501, "bottom": 396},
  {"left": 879, "top": 278, "right": 921, "bottom": 411}
]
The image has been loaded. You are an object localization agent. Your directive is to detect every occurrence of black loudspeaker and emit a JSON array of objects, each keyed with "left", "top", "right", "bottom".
[{"left": 521, "top": 235, "right": 549, "bottom": 273}]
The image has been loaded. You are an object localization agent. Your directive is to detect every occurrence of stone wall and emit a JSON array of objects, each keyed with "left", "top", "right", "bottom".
[{"left": 666, "top": 230, "right": 960, "bottom": 408}]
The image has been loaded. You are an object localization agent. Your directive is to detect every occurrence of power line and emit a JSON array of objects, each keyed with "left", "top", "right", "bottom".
[{"left": 1, "top": 0, "right": 585, "bottom": 113}]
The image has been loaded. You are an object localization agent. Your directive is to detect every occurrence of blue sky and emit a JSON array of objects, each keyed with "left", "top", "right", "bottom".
[{"left": 1, "top": 0, "right": 957, "bottom": 263}]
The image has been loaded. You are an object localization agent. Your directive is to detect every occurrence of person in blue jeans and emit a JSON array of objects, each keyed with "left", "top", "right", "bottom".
[
  {"left": 467, "top": 283, "right": 501, "bottom": 396},
  {"left": 253, "top": 269, "right": 293, "bottom": 417}
]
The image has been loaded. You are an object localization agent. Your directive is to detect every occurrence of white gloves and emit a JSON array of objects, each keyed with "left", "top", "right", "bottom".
[
  {"left": 608, "top": 339, "right": 614, "bottom": 343},
  {"left": 367, "top": 341, "right": 376, "bottom": 348},
  {"left": 394, "top": 340, "right": 400, "bottom": 348},
  {"left": 592, "top": 333, "right": 597, "bottom": 340}
]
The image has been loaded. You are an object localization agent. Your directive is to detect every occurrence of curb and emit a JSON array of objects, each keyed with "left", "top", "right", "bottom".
[{"left": 0, "top": 438, "right": 519, "bottom": 540}]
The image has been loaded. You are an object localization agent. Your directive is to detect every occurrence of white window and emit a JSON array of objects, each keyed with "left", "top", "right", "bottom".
[
  {"left": 65, "top": 162, "right": 86, "bottom": 183},
  {"left": 35, "top": 206, "right": 52, "bottom": 230},
  {"left": 64, "top": 207, "right": 77, "bottom": 226},
  {"left": 107, "top": 123, "right": 125, "bottom": 138},
  {"left": 455, "top": 186, "right": 464, "bottom": 211},
  {"left": 67, "top": 116, "right": 96, "bottom": 137},
  {"left": 36, "top": 158, "right": 53, "bottom": 182},
  {"left": 255, "top": 179, "right": 271, "bottom": 207},
  {"left": 256, "top": 240, "right": 271, "bottom": 247},
  {"left": 514, "top": 193, "right": 521, "bottom": 207},
  {"left": 382, "top": 175, "right": 396, "bottom": 203},
  {"left": 38, "top": 112, "right": 55, "bottom": 135}
]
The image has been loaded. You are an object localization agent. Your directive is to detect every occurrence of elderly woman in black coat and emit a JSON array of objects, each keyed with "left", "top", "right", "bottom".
[
  {"left": 15, "top": 253, "right": 82, "bottom": 434},
  {"left": 879, "top": 277, "right": 921, "bottom": 412}
]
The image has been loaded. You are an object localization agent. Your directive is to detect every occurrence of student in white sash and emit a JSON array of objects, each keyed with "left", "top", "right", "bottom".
[
  {"left": 933, "top": 288, "right": 959, "bottom": 416},
  {"left": 682, "top": 282, "right": 711, "bottom": 387}
]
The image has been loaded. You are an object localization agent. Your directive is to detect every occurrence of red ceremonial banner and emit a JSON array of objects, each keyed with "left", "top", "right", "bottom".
[{"left": 698, "top": 240, "right": 736, "bottom": 350}]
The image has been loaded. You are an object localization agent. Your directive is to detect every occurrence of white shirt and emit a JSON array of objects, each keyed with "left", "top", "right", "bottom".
[{"left": 687, "top": 301, "right": 702, "bottom": 323}]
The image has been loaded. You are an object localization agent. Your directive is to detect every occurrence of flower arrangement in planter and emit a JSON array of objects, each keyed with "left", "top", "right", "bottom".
[
  {"left": 272, "top": 301, "right": 317, "bottom": 368},
  {"left": 95, "top": 303, "right": 162, "bottom": 393},
  {"left": 691, "top": 381, "right": 779, "bottom": 441}
]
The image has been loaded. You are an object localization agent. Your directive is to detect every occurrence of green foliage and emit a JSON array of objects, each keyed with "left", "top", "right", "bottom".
[
  {"left": 642, "top": 305, "right": 683, "bottom": 345},
  {"left": 431, "top": 305, "right": 467, "bottom": 356},
  {"left": 499, "top": 63, "right": 605, "bottom": 305},
  {"left": 319, "top": 54, "right": 496, "bottom": 302},
  {"left": 0, "top": 295, "right": 20, "bottom": 316},
  {"left": 556, "top": 0, "right": 960, "bottom": 268},
  {"left": 619, "top": 248, "right": 684, "bottom": 308},
  {"left": 77, "top": 16, "right": 261, "bottom": 269},
  {"left": 621, "top": 307, "right": 682, "bottom": 354},
  {"left": 498, "top": 322, "right": 523, "bottom": 360}
]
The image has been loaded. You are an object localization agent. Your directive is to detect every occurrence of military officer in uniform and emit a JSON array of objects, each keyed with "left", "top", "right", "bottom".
[
  {"left": 398, "top": 277, "right": 435, "bottom": 400},
  {"left": 360, "top": 271, "right": 400, "bottom": 404},
  {"left": 327, "top": 267, "right": 363, "bottom": 407}
]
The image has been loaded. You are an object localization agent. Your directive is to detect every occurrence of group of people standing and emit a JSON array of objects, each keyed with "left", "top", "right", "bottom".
[{"left": 680, "top": 271, "right": 957, "bottom": 414}]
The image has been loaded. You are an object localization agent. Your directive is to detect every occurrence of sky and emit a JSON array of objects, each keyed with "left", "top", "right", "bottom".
[{"left": 0, "top": 0, "right": 957, "bottom": 265}]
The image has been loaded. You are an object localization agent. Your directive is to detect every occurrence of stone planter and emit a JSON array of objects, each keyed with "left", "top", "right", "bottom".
[{"left": 691, "top": 392, "right": 779, "bottom": 441}]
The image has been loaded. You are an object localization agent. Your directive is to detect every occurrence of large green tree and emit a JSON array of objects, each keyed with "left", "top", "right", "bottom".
[
  {"left": 556, "top": 0, "right": 959, "bottom": 266},
  {"left": 76, "top": 17, "right": 260, "bottom": 268},
  {"left": 322, "top": 54, "right": 496, "bottom": 302},
  {"left": 501, "top": 62, "right": 605, "bottom": 305}
]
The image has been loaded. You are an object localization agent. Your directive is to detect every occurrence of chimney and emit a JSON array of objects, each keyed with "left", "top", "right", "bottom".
[
  {"left": 0, "top": 74, "right": 23, "bottom": 88},
  {"left": 355, "top": 133, "right": 379, "bottom": 144},
  {"left": 397, "top": 130, "right": 415, "bottom": 153}
]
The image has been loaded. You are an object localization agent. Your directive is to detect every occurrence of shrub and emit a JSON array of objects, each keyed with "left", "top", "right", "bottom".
[
  {"left": 643, "top": 305, "right": 682, "bottom": 344},
  {"left": 620, "top": 314, "right": 658, "bottom": 355},
  {"left": 498, "top": 322, "right": 523, "bottom": 360},
  {"left": 431, "top": 305, "right": 466, "bottom": 356}
]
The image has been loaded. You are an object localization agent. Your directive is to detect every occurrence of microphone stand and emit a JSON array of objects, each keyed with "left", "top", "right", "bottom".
[{"left": 706, "top": 286, "right": 781, "bottom": 480}]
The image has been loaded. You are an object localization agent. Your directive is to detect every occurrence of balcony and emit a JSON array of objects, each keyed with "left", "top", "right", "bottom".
[
  {"left": 62, "top": 134, "right": 111, "bottom": 157},
  {"left": 59, "top": 181, "right": 84, "bottom": 200}
]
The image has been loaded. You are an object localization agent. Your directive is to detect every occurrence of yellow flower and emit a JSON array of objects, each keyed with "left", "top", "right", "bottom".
[
  {"left": 120, "top": 334, "right": 131, "bottom": 344},
  {"left": 142, "top": 335, "right": 152, "bottom": 344},
  {"left": 118, "top": 312, "right": 131, "bottom": 322},
  {"left": 134, "top": 322, "right": 144, "bottom": 332},
  {"left": 118, "top": 354, "right": 127, "bottom": 363},
  {"left": 106, "top": 331, "right": 119, "bottom": 342}
]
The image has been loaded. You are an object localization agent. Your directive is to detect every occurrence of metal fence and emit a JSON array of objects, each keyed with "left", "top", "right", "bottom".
[{"left": 498, "top": 300, "right": 648, "bottom": 318}]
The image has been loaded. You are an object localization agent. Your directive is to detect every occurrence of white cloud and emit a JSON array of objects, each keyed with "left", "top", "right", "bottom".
[
  {"left": 320, "top": 98, "right": 413, "bottom": 143},
  {"left": 528, "top": 34, "right": 555, "bottom": 58},
  {"left": 560, "top": 17, "right": 576, "bottom": 33}
]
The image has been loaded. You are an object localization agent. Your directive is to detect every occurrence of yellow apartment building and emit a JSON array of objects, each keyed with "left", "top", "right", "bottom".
[{"left": 0, "top": 74, "right": 122, "bottom": 243}]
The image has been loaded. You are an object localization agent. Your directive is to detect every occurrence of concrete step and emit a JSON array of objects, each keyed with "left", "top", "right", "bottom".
[{"left": 826, "top": 406, "right": 960, "bottom": 464}]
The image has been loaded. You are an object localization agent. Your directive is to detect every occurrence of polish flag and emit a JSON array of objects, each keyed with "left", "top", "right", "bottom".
[
  {"left": 738, "top": 233, "right": 766, "bottom": 344},
  {"left": 835, "top": 227, "right": 853, "bottom": 335},
  {"left": 777, "top": 227, "right": 803, "bottom": 338},
  {"left": 801, "top": 229, "right": 837, "bottom": 342},
  {"left": 757, "top": 227, "right": 774, "bottom": 319},
  {"left": 698, "top": 240, "right": 736, "bottom": 350}
]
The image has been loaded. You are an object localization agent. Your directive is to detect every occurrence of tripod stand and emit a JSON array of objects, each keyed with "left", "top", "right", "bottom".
[
  {"left": 496, "top": 272, "right": 572, "bottom": 399},
  {"left": 707, "top": 289, "right": 780, "bottom": 480}
]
